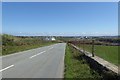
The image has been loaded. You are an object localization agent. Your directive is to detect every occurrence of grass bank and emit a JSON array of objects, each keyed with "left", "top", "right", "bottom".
[
  {"left": 64, "top": 44, "right": 101, "bottom": 79},
  {"left": 2, "top": 42, "right": 57, "bottom": 55},
  {"left": 2, "top": 34, "right": 58, "bottom": 55}
]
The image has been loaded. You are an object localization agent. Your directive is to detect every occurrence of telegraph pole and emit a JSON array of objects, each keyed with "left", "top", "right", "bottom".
[
  {"left": 92, "top": 39, "right": 95, "bottom": 57},
  {"left": 83, "top": 39, "right": 85, "bottom": 53}
]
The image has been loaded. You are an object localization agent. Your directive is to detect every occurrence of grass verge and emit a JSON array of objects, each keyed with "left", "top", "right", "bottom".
[{"left": 64, "top": 44, "right": 101, "bottom": 79}]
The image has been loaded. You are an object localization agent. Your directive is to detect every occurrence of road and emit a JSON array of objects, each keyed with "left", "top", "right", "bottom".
[{"left": 1, "top": 43, "right": 66, "bottom": 78}]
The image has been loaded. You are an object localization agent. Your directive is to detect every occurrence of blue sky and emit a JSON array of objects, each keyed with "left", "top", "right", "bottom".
[{"left": 2, "top": 2, "right": 118, "bottom": 36}]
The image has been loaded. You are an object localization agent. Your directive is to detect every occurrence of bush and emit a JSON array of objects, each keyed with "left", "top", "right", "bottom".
[{"left": 2, "top": 34, "right": 16, "bottom": 46}]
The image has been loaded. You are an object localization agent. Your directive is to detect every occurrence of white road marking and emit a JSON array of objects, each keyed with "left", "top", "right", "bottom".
[
  {"left": 49, "top": 47, "right": 53, "bottom": 50},
  {"left": 30, "top": 51, "right": 46, "bottom": 59},
  {"left": 0, "top": 65, "right": 14, "bottom": 72}
]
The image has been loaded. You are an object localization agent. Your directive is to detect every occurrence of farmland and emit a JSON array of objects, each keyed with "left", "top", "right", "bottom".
[
  {"left": 74, "top": 44, "right": 118, "bottom": 66},
  {"left": 68, "top": 39, "right": 119, "bottom": 66}
]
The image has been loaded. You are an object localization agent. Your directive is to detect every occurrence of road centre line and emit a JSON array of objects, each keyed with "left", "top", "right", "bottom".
[
  {"left": 0, "top": 65, "right": 14, "bottom": 72},
  {"left": 30, "top": 51, "right": 46, "bottom": 59},
  {"left": 49, "top": 47, "right": 53, "bottom": 50}
]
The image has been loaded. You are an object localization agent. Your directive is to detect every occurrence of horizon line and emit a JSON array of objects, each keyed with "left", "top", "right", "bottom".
[{"left": 1, "top": 33, "right": 118, "bottom": 37}]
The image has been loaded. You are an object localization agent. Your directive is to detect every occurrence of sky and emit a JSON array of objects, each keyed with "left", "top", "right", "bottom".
[{"left": 2, "top": 2, "right": 118, "bottom": 36}]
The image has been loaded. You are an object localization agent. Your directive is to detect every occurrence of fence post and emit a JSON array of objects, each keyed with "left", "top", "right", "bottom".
[{"left": 92, "top": 39, "right": 94, "bottom": 57}]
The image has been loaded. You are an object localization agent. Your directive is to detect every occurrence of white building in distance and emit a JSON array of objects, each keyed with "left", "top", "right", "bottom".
[{"left": 45, "top": 37, "right": 56, "bottom": 41}]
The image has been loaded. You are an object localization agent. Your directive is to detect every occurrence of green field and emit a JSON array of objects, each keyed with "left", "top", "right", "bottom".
[
  {"left": 64, "top": 44, "right": 101, "bottom": 79},
  {"left": 78, "top": 44, "right": 118, "bottom": 66},
  {"left": 2, "top": 34, "right": 57, "bottom": 55}
]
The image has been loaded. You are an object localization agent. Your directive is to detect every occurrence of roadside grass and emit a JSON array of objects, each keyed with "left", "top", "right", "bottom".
[
  {"left": 78, "top": 44, "right": 118, "bottom": 66},
  {"left": 64, "top": 44, "right": 101, "bottom": 79}
]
